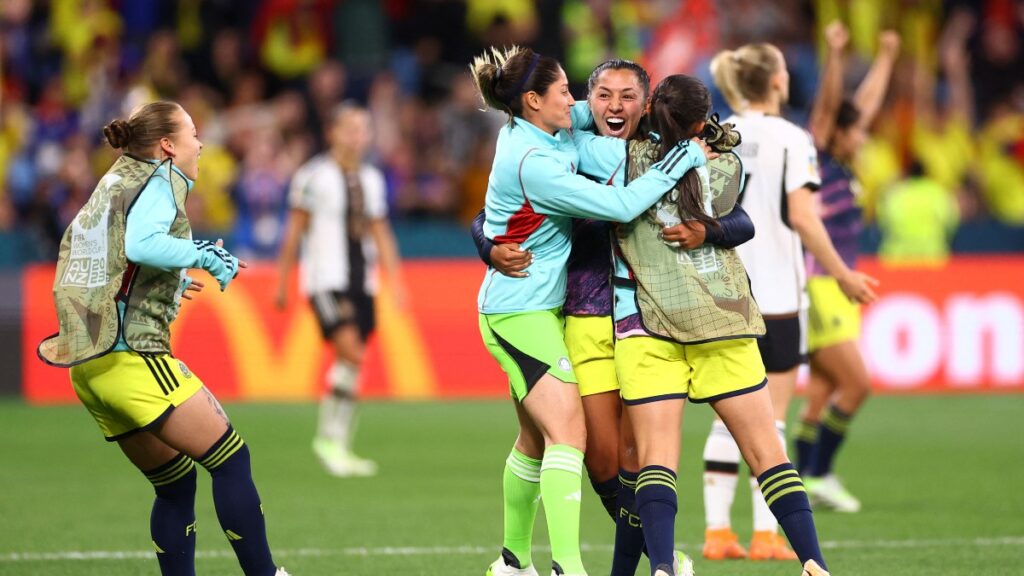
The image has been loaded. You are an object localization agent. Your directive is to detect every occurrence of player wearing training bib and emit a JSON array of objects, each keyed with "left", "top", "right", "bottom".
[
  {"left": 473, "top": 59, "right": 758, "bottom": 576},
  {"left": 38, "top": 101, "right": 287, "bottom": 576},
  {"left": 795, "top": 25, "right": 899, "bottom": 514},
  {"left": 470, "top": 47, "right": 707, "bottom": 576},
  {"left": 571, "top": 73, "right": 831, "bottom": 576}
]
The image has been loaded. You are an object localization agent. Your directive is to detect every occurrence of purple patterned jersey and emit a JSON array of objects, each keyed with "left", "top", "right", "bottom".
[
  {"left": 563, "top": 218, "right": 613, "bottom": 316},
  {"left": 806, "top": 150, "right": 863, "bottom": 277}
]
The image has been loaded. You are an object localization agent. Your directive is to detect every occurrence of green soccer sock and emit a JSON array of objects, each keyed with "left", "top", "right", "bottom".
[
  {"left": 541, "top": 444, "right": 586, "bottom": 575},
  {"left": 502, "top": 448, "right": 542, "bottom": 568}
]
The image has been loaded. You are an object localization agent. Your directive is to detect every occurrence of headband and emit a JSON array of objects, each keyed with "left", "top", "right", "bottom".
[{"left": 511, "top": 53, "right": 541, "bottom": 96}]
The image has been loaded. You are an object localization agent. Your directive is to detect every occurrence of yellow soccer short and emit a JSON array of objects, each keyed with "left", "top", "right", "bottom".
[
  {"left": 616, "top": 336, "right": 767, "bottom": 404},
  {"left": 807, "top": 276, "right": 862, "bottom": 353},
  {"left": 564, "top": 315, "right": 619, "bottom": 397},
  {"left": 71, "top": 351, "right": 204, "bottom": 441}
]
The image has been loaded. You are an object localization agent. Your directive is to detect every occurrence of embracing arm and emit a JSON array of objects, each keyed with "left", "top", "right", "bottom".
[
  {"left": 470, "top": 208, "right": 495, "bottom": 266},
  {"left": 572, "top": 129, "right": 629, "bottom": 183},
  {"left": 526, "top": 141, "right": 706, "bottom": 222},
  {"left": 661, "top": 203, "right": 755, "bottom": 249},
  {"left": 705, "top": 203, "right": 755, "bottom": 248},
  {"left": 470, "top": 208, "right": 532, "bottom": 276}
]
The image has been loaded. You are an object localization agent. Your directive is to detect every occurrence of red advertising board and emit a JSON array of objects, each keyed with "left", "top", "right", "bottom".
[
  {"left": 20, "top": 257, "right": 1024, "bottom": 403},
  {"left": 856, "top": 258, "right": 1024, "bottom": 392}
]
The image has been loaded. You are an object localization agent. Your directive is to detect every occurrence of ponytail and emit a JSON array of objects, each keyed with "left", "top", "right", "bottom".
[
  {"left": 710, "top": 50, "right": 746, "bottom": 112},
  {"left": 470, "top": 46, "right": 562, "bottom": 126},
  {"left": 103, "top": 101, "right": 183, "bottom": 158},
  {"left": 710, "top": 44, "right": 782, "bottom": 112}
]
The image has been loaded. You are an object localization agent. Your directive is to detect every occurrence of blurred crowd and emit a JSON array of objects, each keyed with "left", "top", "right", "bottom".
[{"left": 1, "top": 0, "right": 1022, "bottom": 267}]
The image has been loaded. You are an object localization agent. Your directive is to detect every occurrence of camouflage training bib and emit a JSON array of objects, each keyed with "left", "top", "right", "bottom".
[
  {"left": 39, "top": 156, "right": 192, "bottom": 367},
  {"left": 615, "top": 139, "right": 764, "bottom": 343}
]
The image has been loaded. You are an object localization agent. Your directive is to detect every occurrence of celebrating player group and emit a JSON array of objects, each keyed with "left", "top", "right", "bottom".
[
  {"left": 38, "top": 12, "right": 894, "bottom": 574},
  {"left": 471, "top": 21, "right": 895, "bottom": 576}
]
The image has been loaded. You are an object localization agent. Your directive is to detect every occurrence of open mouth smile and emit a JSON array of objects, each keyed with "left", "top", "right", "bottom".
[{"left": 605, "top": 117, "right": 626, "bottom": 136}]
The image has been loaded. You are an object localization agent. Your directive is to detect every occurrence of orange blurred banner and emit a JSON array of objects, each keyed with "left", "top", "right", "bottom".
[{"left": 20, "top": 256, "right": 1024, "bottom": 403}]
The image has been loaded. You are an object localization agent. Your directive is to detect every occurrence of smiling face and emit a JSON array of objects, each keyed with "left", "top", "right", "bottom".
[
  {"left": 524, "top": 66, "right": 575, "bottom": 134},
  {"left": 588, "top": 67, "right": 645, "bottom": 140},
  {"left": 161, "top": 108, "right": 202, "bottom": 180}
]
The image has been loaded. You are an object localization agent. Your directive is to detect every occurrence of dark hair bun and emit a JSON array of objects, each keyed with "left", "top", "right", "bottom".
[{"left": 103, "top": 119, "right": 133, "bottom": 149}]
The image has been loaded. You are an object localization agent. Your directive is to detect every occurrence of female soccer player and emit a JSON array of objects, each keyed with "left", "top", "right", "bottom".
[
  {"left": 469, "top": 46, "right": 708, "bottom": 576},
  {"left": 795, "top": 24, "right": 899, "bottom": 512},
  {"left": 700, "top": 40, "right": 877, "bottom": 562},
  {"left": 473, "top": 59, "right": 755, "bottom": 576},
  {"left": 38, "top": 101, "right": 288, "bottom": 576},
  {"left": 571, "top": 74, "right": 832, "bottom": 576},
  {"left": 275, "top": 103, "right": 404, "bottom": 477}
]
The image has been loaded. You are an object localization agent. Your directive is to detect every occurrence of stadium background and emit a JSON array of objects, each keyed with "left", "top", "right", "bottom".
[{"left": 1, "top": 1, "right": 1023, "bottom": 575}]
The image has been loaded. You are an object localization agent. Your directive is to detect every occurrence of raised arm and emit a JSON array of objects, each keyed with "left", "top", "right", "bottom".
[
  {"left": 938, "top": 10, "right": 975, "bottom": 126},
  {"left": 852, "top": 30, "right": 901, "bottom": 130},
  {"left": 809, "top": 21, "right": 850, "bottom": 149}
]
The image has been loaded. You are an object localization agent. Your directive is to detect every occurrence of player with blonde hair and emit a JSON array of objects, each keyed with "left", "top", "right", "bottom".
[{"left": 700, "top": 39, "right": 876, "bottom": 565}]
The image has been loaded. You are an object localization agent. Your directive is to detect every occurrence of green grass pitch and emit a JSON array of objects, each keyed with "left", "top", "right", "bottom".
[{"left": 1, "top": 395, "right": 1022, "bottom": 575}]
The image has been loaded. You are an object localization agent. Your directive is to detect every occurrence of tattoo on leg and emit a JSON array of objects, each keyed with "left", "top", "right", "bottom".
[{"left": 202, "top": 387, "right": 230, "bottom": 425}]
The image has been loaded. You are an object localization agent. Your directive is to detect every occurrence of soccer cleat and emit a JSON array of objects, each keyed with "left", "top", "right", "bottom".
[
  {"left": 673, "top": 550, "right": 695, "bottom": 576},
  {"left": 801, "top": 559, "right": 830, "bottom": 576},
  {"left": 486, "top": 548, "right": 539, "bottom": 576},
  {"left": 748, "top": 530, "right": 798, "bottom": 561},
  {"left": 702, "top": 527, "right": 748, "bottom": 560},
  {"left": 312, "top": 438, "right": 378, "bottom": 477},
  {"left": 549, "top": 560, "right": 586, "bottom": 576},
  {"left": 342, "top": 451, "right": 379, "bottom": 476},
  {"left": 806, "top": 474, "right": 861, "bottom": 513},
  {"left": 274, "top": 568, "right": 291, "bottom": 576},
  {"left": 653, "top": 563, "right": 673, "bottom": 576}
]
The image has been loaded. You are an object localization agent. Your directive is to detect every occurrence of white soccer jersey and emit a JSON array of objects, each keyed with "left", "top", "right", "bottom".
[
  {"left": 727, "top": 111, "right": 821, "bottom": 315},
  {"left": 288, "top": 153, "right": 388, "bottom": 295}
]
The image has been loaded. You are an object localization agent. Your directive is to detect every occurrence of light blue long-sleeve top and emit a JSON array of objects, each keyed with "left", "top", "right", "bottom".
[
  {"left": 478, "top": 114, "right": 703, "bottom": 314},
  {"left": 113, "top": 161, "right": 197, "bottom": 351}
]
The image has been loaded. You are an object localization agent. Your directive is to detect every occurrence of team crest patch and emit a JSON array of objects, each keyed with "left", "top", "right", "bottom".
[
  {"left": 558, "top": 357, "right": 572, "bottom": 372},
  {"left": 178, "top": 360, "right": 193, "bottom": 378}
]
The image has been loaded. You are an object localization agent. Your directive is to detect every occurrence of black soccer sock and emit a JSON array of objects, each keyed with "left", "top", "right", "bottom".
[
  {"left": 590, "top": 474, "right": 621, "bottom": 520},
  {"left": 635, "top": 466, "right": 677, "bottom": 574},
  {"left": 810, "top": 405, "right": 851, "bottom": 477},
  {"left": 794, "top": 418, "right": 819, "bottom": 476},
  {"left": 146, "top": 453, "right": 197, "bottom": 576},
  {"left": 199, "top": 427, "right": 276, "bottom": 576},
  {"left": 758, "top": 463, "right": 826, "bottom": 569},
  {"left": 610, "top": 470, "right": 645, "bottom": 576}
]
